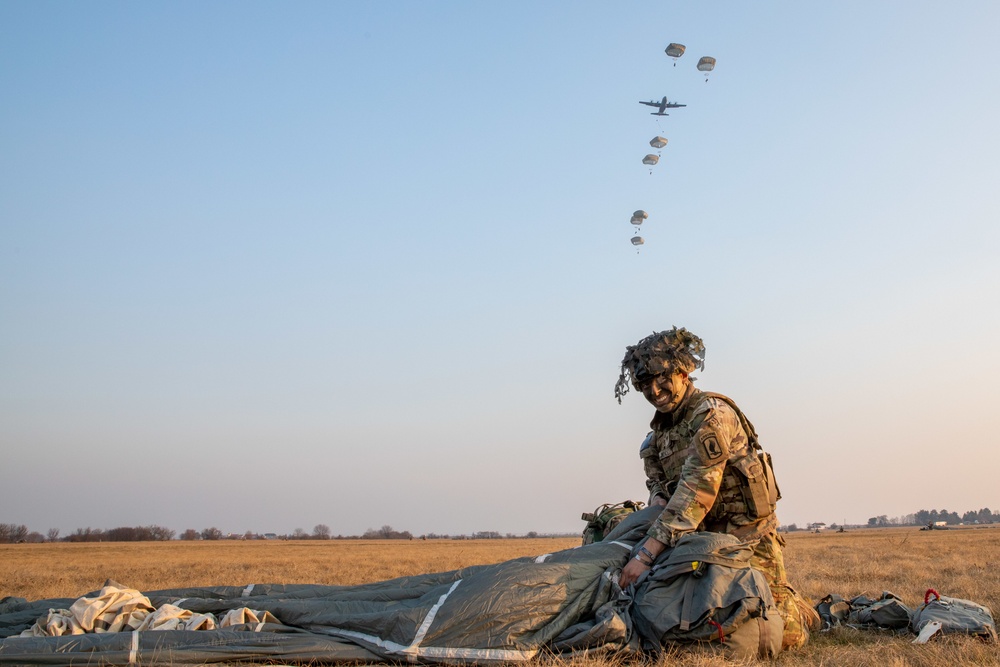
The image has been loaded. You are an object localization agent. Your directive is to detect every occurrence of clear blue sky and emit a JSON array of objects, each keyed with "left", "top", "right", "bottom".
[{"left": 2, "top": 1, "right": 999, "bottom": 537}]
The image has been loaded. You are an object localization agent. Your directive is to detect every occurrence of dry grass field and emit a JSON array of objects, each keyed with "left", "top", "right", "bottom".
[{"left": 2, "top": 526, "right": 998, "bottom": 666}]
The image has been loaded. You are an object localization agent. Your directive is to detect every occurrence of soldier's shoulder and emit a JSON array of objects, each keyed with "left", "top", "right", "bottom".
[{"left": 692, "top": 391, "right": 741, "bottom": 418}]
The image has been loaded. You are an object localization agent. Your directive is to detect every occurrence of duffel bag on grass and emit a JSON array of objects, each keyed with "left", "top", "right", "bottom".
[{"left": 910, "top": 588, "right": 997, "bottom": 643}]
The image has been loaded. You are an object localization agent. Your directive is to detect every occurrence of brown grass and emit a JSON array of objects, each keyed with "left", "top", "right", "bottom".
[
  {"left": 2, "top": 527, "right": 999, "bottom": 665},
  {"left": 0, "top": 538, "right": 580, "bottom": 600}
]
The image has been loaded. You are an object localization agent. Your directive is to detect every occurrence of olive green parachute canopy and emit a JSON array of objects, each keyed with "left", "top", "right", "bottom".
[
  {"left": 631, "top": 236, "right": 644, "bottom": 246},
  {"left": 649, "top": 136, "right": 668, "bottom": 149},
  {"left": 615, "top": 327, "right": 706, "bottom": 404},
  {"left": 697, "top": 56, "right": 716, "bottom": 72},
  {"left": 0, "top": 510, "right": 679, "bottom": 665},
  {"left": 665, "top": 43, "right": 686, "bottom": 59},
  {"left": 630, "top": 210, "right": 648, "bottom": 226},
  {"left": 642, "top": 154, "right": 659, "bottom": 166}
]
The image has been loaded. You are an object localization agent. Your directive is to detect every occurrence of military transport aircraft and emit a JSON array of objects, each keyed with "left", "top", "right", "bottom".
[{"left": 639, "top": 96, "right": 686, "bottom": 116}]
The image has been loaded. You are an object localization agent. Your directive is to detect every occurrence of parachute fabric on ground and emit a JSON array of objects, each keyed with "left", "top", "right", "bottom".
[{"left": 0, "top": 513, "right": 667, "bottom": 666}]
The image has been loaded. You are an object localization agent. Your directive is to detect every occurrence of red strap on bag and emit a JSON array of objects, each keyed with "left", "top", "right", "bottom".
[{"left": 708, "top": 619, "right": 725, "bottom": 643}]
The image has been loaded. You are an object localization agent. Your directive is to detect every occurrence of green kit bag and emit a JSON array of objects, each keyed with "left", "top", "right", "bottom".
[
  {"left": 581, "top": 500, "right": 645, "bottom": 545},
  {"left": 630, "top": 532, "right": 784, "bottom": 659}
]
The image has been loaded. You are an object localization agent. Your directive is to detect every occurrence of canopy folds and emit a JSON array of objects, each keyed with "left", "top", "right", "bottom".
[{"left": 0, "top": 511, "right": 662, "bottom": 666}]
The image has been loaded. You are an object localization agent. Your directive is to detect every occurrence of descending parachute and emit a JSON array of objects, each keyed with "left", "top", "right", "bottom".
[
  {"left": 649, "top": 136, "right": 668, "bottom": 150},
  {"left": 664, "top": 43, "right": 685, "bottom": 66},
  {"left": 630, "top": 212, "right": 647, "bottom": 253},
  {"left": 697, "top": 56, "right": 716, "bottom": 82},
  {"left": 642, "top": 154, "right": 659, "bottom": 175}
]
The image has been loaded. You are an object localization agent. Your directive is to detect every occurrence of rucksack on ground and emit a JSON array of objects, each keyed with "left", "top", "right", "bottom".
[
  {"left": 630, "top": 531, "right": 784, "bottom": 659},
  {"left": 910, "top": 589, "right": 997, "bottom": 643},
  {"left": 581, "top": 500, "right": 645, "bottom": 545}
]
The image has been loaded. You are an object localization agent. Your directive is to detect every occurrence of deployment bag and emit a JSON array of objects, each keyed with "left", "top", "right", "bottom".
[
  {"left": 848, "top": 592, "right": 912, "bottom": 630},
  {"left": 630, "top": 532, "right": 784, "bottom": 659},
  {"left": 581, "top": 500, "right": 645, "bottom": 545},
  {"left": 910, "top": 588, "right": 998, "bottom": 642},
  {"left": 815, "top": 593, "right": 851, "bottom": 630}
]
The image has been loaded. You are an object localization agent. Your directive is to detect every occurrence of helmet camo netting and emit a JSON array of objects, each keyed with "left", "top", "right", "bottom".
[{"left": 615, "top": 327, "right": 706, "bottom": 404}]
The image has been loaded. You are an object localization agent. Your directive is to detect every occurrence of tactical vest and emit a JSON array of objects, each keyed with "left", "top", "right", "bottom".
[{"left": 643, "top": 391, "right": 781, "bottom": 529}]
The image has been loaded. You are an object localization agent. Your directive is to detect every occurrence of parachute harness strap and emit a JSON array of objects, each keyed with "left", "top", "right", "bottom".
[{"left": 678, "top": 564, "right": 703, "bottom": 631}]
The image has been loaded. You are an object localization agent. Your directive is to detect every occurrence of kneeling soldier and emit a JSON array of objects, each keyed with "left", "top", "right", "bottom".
[{"left": 615, "top": 327, "right": 818, "bottom": 650}]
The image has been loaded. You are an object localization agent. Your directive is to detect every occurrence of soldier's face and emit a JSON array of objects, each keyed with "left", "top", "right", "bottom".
[{"left": 636, "top": 371, "right": 688, "bottom": 413}]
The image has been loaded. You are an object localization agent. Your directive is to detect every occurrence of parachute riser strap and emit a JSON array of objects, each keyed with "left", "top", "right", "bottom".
[{"left": 679, "top": 571, "right": 698, "bottom": 632}]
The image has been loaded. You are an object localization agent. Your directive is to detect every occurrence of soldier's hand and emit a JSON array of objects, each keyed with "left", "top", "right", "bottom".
[{"left": 619, "top": 558, "right": 650, "bottom": 589}]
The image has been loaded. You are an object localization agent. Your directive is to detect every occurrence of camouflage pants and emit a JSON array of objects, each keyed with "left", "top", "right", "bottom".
[{"left": 750, "top": 531, "right": 816, "bottom": 650}]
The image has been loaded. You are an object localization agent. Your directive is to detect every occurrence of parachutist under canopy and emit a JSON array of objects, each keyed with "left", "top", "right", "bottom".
[{"left": 697, "top": 56, "right": 716, "bottom": 82}]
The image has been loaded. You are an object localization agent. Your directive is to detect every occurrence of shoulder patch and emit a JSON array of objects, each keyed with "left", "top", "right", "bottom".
[
  {"left": 694, "top": 422, "right": 729, "bottom": 466},
  {"left": 639, "top": 431, "right": 655, "bottom": 453}
]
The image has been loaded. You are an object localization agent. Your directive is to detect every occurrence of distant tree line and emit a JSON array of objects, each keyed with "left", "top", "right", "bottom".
[
  {"left": 2, "top": 521, "right": 576, "bottom": 543},
  {"left": 0, "top": 524, "right": 37, "bottom": 543},
  {"left": 866, "top": 507, "right": 997, "bottom": 527},
  {"left": 63, "top": 526, "right": 176, "bottom": 542},
  {"left": 362, "top": 525, "right": 413, "bottom": 540},
  {"left": 780, "top": 507, "right": 1000, "bottom": 533}
]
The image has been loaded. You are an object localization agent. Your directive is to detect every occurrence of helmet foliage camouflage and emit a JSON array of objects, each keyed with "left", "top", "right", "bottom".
[{"left": 615, "top": 327, "right": 706, "bottom": 404}]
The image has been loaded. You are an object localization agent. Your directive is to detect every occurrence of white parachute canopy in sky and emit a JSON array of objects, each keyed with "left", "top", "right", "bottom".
[
  {"left": 649, "top": 136, "right": 668, "bottom": 150},
  {"left": 664, "top": 43, "right": 685, "bottom": 66},
  {"left": 697, "top": 56, "right": 716, "bottom": 82},
  {"left": 630, "top": 210, "right": 648, "bottom": 227}
]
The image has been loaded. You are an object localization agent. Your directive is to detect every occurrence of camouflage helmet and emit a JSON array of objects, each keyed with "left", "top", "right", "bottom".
[{"left": 615, "top": 327, "right": 705, "bottom": 404}]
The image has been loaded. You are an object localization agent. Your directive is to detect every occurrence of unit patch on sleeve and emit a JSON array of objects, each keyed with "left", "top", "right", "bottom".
[{"left": 695, "top": 427, "right": 728, "bottom": 465}]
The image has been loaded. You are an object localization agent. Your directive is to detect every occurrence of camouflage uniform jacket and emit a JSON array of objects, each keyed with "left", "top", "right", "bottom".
[{"left": 641, "top": 385, "right": 778, "bottom": 546}]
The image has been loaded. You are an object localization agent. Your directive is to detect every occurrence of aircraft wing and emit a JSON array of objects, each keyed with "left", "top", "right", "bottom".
[
  {"left": 638, "top": 100, "right": 658, "bottom": 107},
  {"left": 664, "top": 103, "right": 687, "bottom": 108}
]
